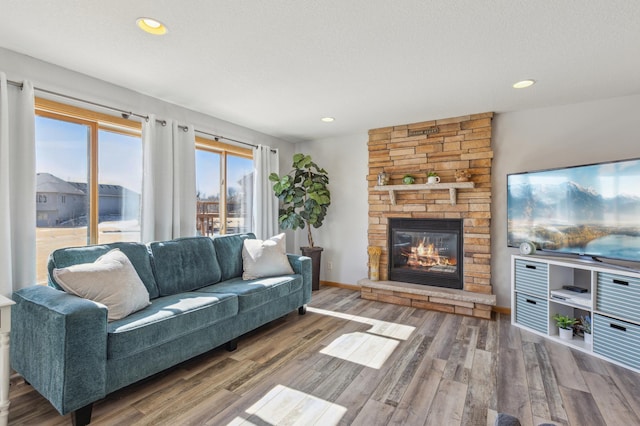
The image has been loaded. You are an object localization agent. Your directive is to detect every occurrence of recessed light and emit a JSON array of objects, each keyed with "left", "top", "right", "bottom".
[
  {"left": 136, "top": 17, "right": 168, "bottom": 35},
  {"left": 513, "top": 79, "right": 536, "bottom": 89},
  {"left": 321, "top": 117, "right": 335, "bottom": 122}
]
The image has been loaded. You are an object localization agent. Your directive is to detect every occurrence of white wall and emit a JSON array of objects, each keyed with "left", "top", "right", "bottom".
[
  {"left": 492, "top": 94, "right": 640, "bottom": 307},
  {"left": 295, "top": 133, "right": 369, "bottom": 285},
  {"left": 0, "top": 47, "right": 295, "bottom": 169}
]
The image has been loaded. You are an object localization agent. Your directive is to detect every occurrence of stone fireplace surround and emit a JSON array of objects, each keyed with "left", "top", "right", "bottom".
[{"left": 359, "top": 113, "right": 496, "bottom": 319}]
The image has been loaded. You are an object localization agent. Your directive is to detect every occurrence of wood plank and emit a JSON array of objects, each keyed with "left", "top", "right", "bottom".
[
  {"left": 496, "top": 347, "right": 533, "bottom": 425},
  {"left": 388, "top": 356, "right": 442, "bottom": 425},
  {"left": 543, "top": 340, "right": 589, "bottom": 393},
  {"left": 521, "top": 341, "right": 551, "bottom": 420},
  {"left": 461, "top": 349, "right": 494, "bottom": 426},
  {"left": 425, "top": 379, "right": 467, "bottom": 426},
  {"left": 559, "top": 385, "right": 607, "bottom": 426},
  {"left": 534, "top": 342, "right": 569, "bottom": 424}
]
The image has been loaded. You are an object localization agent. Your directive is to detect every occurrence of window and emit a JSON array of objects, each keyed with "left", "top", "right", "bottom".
[
  {"left": 195, "top": 137, "right": 253, "bottom": 236},
  {"left": 35, "top": 99, "right": 142, "bottom": 283}
]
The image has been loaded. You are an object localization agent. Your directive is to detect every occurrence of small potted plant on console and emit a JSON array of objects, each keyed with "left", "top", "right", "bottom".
[
  {"left": 581, "top": 315, "right": 592, "bottom": 345},
  {"left": 553, "top": 314, "right": 577, "bottom": 340}
]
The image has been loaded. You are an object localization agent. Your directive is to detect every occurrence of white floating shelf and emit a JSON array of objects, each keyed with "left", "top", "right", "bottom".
[{"left": 373, "top": 182, "right": 475, "bottom": 205}]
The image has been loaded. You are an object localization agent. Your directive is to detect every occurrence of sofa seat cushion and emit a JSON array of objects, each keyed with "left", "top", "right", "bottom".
[
  {"left": 107, "top": 291, "right": 238, "bottom": 359},
  {"left": 198, "top": 275, "right": 303, "bottom": 313},
  {"left": 149, "top": 237, "right": 223, "bottom": 296}
]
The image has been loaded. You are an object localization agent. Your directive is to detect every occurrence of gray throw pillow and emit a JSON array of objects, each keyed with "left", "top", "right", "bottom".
[{"left": 53, "top": 248, "right": 151, "bottom": 321}]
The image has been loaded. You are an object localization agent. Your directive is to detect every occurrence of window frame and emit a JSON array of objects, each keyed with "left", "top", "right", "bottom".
[
  {"left": 35, "top": 98, "right": 142, "bottom": 244},
  {"left": 195, "top": 136, "right": 252, "bottom": 235}
]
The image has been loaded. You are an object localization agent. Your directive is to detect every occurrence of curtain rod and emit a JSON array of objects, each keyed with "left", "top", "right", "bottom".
[{"left": 6, "top": 78, "right": 273, "bottom": 152}]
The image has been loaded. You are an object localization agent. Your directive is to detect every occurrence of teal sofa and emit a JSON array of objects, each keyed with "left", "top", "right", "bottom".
[{"left": 11, "top": 233, "right": 312, "bottom": 425}]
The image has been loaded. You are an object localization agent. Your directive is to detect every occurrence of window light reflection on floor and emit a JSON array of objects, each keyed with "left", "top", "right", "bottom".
[
  {"left": 307, "top": 306, "right": 416, "bottom": 369},
  {"left": 306, "top": 306, "right": 415, "bottom": 340},
  {"left": 320, "top": 331, "right": 399, "bottom": 369},
  {"left": 228, "top": 384, "right": 347, "bottom": 426}
]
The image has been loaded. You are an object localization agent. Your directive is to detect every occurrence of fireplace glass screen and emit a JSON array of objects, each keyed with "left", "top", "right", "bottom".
[{"left": 388, "top": 218, "right": 463, "bottom": 289}]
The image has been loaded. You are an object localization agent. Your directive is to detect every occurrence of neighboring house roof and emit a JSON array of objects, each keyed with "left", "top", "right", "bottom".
[
  {"left": 36, "top": 173, "right": 138, "bottom": 197},
  {"left": 36, "top": 173, "right": 85, "bottom": 195},
  {"left": 69, "top": 182, "right": 128, "bottom": 197}
]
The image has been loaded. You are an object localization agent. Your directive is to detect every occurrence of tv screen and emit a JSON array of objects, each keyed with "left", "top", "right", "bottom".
[{"left": 507, "top": 158, "right": 640, "bottom": 263}]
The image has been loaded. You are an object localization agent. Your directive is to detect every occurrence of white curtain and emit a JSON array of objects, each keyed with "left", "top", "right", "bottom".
[
  {"left": 252, "top": 145, "right": 279, "bottom": 239},
  {"left": 0, "top": 73, "right": 35, "bottom": 297},
  {"left": 141, "top": 115, "right": 196, "bottom": 242}
]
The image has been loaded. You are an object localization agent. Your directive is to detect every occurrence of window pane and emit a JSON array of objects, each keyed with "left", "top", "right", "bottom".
[
  {"left": 227, "top": 155, "right": 253, "bottom": 234},
  {"left": 195, "top": 150, "right": 221, "bottom": 236},
  {"left": 35, "top": 116, "right": 90, "bottom": 283},
  {"left": 98, "top": 129, "right": 142, "bottom": 244}
]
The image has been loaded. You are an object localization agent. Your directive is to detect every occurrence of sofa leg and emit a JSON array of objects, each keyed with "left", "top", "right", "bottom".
[
  {"left": 72, "top": 404, "right": 93, "bottom": 426},
  {"left": 298, "top": 305, "right": 307, "bottom": 315},
  {"left": 226, "top": 338, "right": 238, "bottom": 352}
]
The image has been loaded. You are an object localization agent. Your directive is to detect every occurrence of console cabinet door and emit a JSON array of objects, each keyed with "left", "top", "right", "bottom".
[
  {"left": 514, "top": 259, "right": 548, "bottom": 298},
  {"left": 515, "top": 293, "right": 548, "bottom": 334},
  {"left": 597, "top": 272, "right": 640, "bottom": 323},
  {"left": 593, "top": 314, "right": 640, "bottom": 371}
]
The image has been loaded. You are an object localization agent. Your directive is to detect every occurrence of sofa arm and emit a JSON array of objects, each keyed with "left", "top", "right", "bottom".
[
  {"left": 11, "top": 285, "right": 108, "bottom": 415},
  {"left": 287, "top": 254, "right": 312, "bottom": 303}
]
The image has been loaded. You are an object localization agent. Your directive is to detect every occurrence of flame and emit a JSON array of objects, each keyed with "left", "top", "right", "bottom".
[{"left": 403, "top": 239, "right": 456, "bottom": 268}]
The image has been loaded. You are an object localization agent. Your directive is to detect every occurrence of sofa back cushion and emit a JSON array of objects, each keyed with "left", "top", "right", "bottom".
[
  {"left": 149, "top": 237, "right": 222, "bottom": 296},
  {"left": 212, "top": 233, "right": 255, "bottom": 280},
  {"left": 48, "top": 242, "right": 160, "bottom": 299}
]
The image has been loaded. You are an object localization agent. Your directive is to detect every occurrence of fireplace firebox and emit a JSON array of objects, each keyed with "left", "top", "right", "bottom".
[{"left": 388, "top": 218, "right": 463, "bottom": 289}]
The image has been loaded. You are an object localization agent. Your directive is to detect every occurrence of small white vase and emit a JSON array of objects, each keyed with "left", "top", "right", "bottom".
[
  {"left": 559, "top": 327, "right": 573, "bottom": 340},
  {"left": 584, "top": 332, "right": 593, "bottom": 345}
]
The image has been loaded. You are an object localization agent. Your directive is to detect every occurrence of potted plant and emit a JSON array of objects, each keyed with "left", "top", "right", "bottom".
[
  {"left": 402, "top": 174, "right": 415, "bottom": 184},
  {"left": 427, "top": 171, "right": 440, "bottom": 184},
  {"left": 553, "top": 314, "right": 577, "bottom": 340},
  {"left": 581, "top": 315, "right": 592, "bottom": 345},
  {"left": 269, "top": 153, "right": 330, "bottom": 291}
]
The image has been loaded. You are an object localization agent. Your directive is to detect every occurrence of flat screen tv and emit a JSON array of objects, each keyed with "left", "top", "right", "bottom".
[{"left": 507, "top": 158, "right": 640, "bottom": 264}]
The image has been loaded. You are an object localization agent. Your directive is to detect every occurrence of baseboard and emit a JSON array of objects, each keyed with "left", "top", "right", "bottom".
[
  {"left": 493, "top": 306, "right": 511, "bottom": 315},
  {"left": 320, "top": 281, "right": 361, "bottom": 291}
]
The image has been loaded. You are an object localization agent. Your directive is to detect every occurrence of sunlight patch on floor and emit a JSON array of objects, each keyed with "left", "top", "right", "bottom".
[
  {"left": 307, "top": 306, "right": 415, "bottom": 340},
  {"left": 319, "top": 331, "right": 400, "bottom": 369},
  {"left": 228, "top": 384, "right": 347, "bottom": 426}
]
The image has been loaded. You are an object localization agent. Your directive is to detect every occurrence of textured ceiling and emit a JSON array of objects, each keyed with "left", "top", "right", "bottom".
[{"left": 1, "top": 0, "right": 639, "bottom": 142}]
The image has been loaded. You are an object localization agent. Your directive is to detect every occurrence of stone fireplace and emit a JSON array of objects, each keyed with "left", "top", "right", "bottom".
[{"left": 359, "top": 113, "right": 496, "bottom": 318}]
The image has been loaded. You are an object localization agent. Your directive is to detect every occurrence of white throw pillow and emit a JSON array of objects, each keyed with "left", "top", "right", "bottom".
[
  {"left": 242, "top": 233, "right": 294, "bottom": 280},
  {"left": 53, "top": 249, "right": 151, "bottom": 321}
]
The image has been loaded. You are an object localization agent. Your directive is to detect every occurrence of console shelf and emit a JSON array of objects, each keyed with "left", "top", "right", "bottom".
[
  {"left": 512, "top": 254, "right": 640, "bottom": 372},
  {"left": 374, "top": 182, "right": 475, "bottom": 205}
]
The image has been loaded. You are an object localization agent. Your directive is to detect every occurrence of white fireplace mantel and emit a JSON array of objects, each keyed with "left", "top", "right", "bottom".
[{"left": 373, "top": 181, "right": 475, "bottom": 205}]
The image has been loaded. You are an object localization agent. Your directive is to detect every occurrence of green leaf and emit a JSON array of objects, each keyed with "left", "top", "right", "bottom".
[{"left": 268, "top": 173, "right": 280, "bottom": 182}]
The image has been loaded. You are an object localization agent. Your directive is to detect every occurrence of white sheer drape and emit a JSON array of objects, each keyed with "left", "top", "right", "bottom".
[
  {"left": 141, "top": 115, "right": 197, "bottom": 242},
  {"left": 0, "top": 73, "right": 35, "bottom": 296},
  {"left": 252, "top": 145, "right": 279, "bottom": 239}
]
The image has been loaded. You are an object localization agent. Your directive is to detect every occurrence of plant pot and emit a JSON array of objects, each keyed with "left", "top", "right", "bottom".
[
  {"left": 584, "top": 332, "right": 593, "bottom": 345},
  {"left": 301, "top": 246, "right": 323, "bottom": 291},
  {"left": 558, "top": 327, "right": 573, "bottom": 340}
]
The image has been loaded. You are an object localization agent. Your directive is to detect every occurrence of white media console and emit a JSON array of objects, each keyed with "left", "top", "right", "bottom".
[{"left": 511, "top": 254, "right": 640, "bottom": 372}]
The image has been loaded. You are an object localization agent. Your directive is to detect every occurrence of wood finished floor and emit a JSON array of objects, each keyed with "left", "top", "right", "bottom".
[{"left": 9, "top": 287, "right": 640, "bottom": 426}]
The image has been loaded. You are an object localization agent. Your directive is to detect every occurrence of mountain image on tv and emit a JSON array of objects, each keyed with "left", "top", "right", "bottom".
[{"left": 507, "top": 158, "right": 640, "bottom": 262}]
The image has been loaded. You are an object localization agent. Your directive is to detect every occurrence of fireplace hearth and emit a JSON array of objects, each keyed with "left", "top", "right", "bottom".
[{"left": 388, "top": 218, "right": 463, "bottom": 289}]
